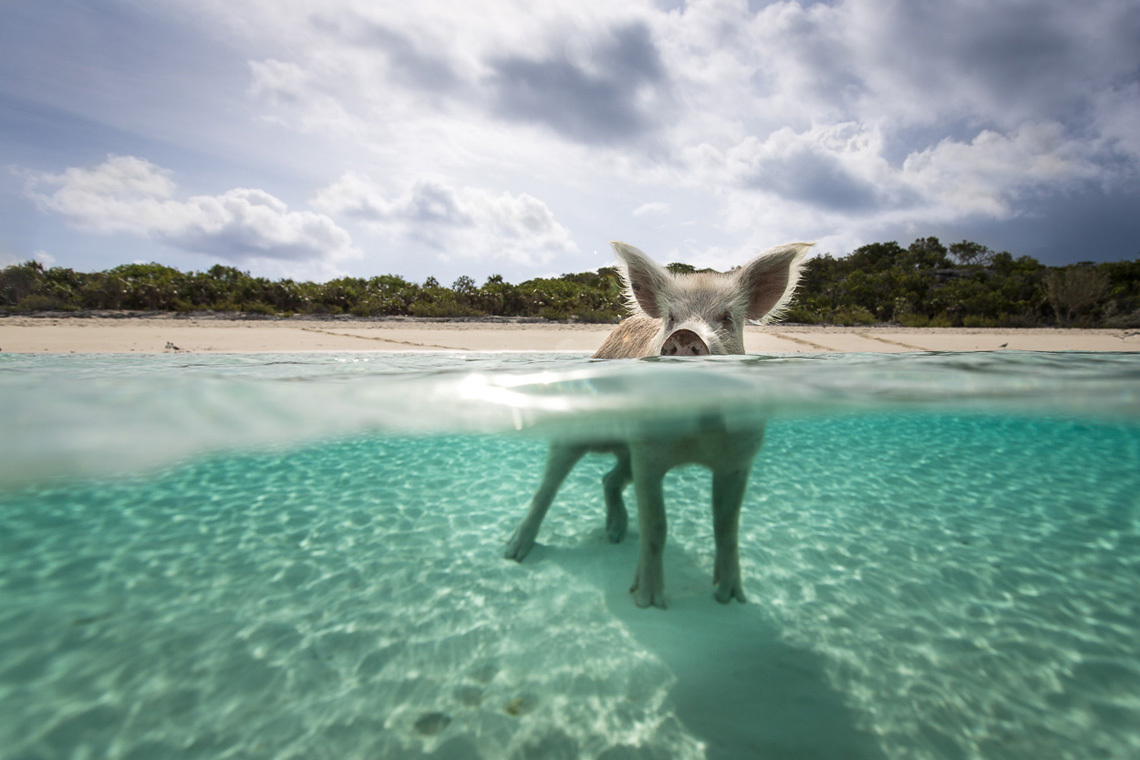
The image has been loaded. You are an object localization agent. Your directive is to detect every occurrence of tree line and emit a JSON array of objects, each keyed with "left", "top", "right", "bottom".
[{"left": 2, "top": 237, "right": 1139, "bottom": 327}]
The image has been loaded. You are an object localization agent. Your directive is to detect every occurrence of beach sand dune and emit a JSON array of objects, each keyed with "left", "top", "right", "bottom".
[{"left": 1, "top": 316, "right": 1138, "bottom": 353}]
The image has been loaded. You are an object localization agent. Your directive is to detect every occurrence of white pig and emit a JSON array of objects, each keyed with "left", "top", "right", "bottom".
[{"left": 505, "top": 241, "right": 810, "bottom": 608}]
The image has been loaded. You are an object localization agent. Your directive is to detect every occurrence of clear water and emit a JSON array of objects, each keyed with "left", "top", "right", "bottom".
[{"left": 2, "top": 351, "right": 1139, "bottom": 759}]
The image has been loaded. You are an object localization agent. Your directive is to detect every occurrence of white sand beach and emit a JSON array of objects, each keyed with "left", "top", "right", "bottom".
[{"left": 1, "top": 315, "right": 1138, "bottom": 354}]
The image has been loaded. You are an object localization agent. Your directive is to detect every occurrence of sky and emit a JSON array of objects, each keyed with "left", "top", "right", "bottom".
[{"left": 2, "top": 0, "right": 1139, "bottom": 285}]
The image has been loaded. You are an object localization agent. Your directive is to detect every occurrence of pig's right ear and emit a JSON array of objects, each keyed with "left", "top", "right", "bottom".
[
  {"left": 736, "top": 242, "right": 813, "bottom": 323},
  {"left": 611, "top": 241, "right": 673, "bottom": 318}
]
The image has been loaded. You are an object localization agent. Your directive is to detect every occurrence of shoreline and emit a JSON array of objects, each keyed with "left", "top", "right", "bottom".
[{"left": 2, "top": 314, "right": 1138, "bottom": 354}]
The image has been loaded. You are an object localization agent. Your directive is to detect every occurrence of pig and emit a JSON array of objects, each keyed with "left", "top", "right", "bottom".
[{"left": 504, "top": 241, "right": 810, "bottom": 608}]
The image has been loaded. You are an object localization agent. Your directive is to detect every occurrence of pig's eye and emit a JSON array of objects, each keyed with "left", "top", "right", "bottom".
[
  {"left": 666, "top": 312, "right": 677, "bottom": 327},
  {"left": 719, "top": 312, "right": 733, "bottom": 326}
]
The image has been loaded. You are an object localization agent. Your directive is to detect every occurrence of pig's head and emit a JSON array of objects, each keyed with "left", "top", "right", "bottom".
[{"left": 613, "top": 241, "right": 811, "bottom": 355}]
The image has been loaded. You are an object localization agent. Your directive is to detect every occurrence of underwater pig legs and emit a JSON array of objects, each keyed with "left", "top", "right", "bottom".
[{"left": 506, "top": 422, "right": 764, "bottom": 609}]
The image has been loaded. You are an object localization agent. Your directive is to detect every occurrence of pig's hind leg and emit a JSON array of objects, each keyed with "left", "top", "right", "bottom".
[
  {"left": 602, "top": 445, "right": 631, "bottom": 544},
  {"left": 711, "top": 466, "right": 750, "bottom": 603},
  {"left": 505, "top": 442, "right": 587, "bottom": 562}
]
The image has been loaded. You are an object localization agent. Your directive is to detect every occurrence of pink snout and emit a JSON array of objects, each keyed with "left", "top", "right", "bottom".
[{"left": 660, "top": 329, "right": 710, "bottom": 356}]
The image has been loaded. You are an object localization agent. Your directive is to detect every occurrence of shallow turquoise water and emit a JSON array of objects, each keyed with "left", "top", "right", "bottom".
[{"left": 2, "top": 352, "right": 1139, "bottom": 758}]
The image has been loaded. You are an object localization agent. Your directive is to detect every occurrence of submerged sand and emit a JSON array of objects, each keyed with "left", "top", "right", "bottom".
[{"left": 1, "top": 315, "right": 1138, "bottom": 353}]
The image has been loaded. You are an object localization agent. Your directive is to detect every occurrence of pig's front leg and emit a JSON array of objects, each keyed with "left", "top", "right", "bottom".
[
  {"left": 602, "top": 445, "right": 631, "bottom": 544},
  {"left": 711, "top": 466, "right": 750, "bottom": 603},
  {"left": 629, "top": 451, "right": 668, "bottom": 609},
  {"left": 505, "top": 442, "right": 587, "bottom": 562}
]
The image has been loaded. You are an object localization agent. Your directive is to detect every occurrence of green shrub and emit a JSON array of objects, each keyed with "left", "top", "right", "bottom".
[
  {"left": 574, "top": 308, "right": 622, "bottom": 324},
  {"left": 782, "top": 305, "right": 826, "bottom": 324},
  {"left": 962, "top": 314, "right": 999, "bottom": 328},
  {"left": 2, "top": 239, "right": 1135, "bottom": 327},
  {"left": 349, "top": 303, "right": 374, "bottom": 317},
  {"left": 15, "top": 294, "right": 71, "bottom": 312},
  {"left": 408, "top": 300, "right": 480, "bottom": 318},
  {"left": 831, "top": 307, "right": 876, "bottom": 325},
  {"left": 243, "top": 302, "right": 277, "bottom": 316},
  {"left": 302, "top": 302, "right": 343, "bottom": 315},
  {"left": 1103, "top": 309, "right": 1140, "bottom": 329}
]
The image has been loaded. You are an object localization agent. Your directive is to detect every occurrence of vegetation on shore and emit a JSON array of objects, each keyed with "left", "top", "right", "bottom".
[{"left": 3, "top": 237, "right": 1139, "bottom": 327}]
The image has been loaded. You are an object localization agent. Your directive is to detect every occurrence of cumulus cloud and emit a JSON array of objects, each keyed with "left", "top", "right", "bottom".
[
  {"left": 901, "top": 123, "right": 1102, "bottom": 218},
  {"left": 23, "top": 155, "right": 359, "bottom": 268},
  {"left": 702, "top": 119, "right": 1102, "bottom": 221},
  {"left": 313, "top": 172, "right": 579, "bottom": 266}
]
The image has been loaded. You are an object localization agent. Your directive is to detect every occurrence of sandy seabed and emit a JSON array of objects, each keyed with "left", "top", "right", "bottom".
[{"left": 2, "top": 314, "right": 1139, "bottom": 354}]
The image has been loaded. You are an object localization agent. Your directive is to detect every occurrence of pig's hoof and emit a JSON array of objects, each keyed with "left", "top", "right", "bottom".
[
  {"left": 504, "top": 529, "right": 534, "bottom": 562},
  {"left": 605, "top": 511, "right": 627, "bottom": 544},
  {"left": 630, "top": 575, "right": 667, "bottom": 609},
  {"left": 632, "top": 587, "right": 667, "bottom": 609},
  {"left": 714, "top": 579, "right": 747, "bottom": 604}
]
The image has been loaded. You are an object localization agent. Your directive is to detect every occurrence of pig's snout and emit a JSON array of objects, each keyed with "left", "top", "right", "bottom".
[{"left": 660, "top": 329, "right": 710, "bottom": 356}]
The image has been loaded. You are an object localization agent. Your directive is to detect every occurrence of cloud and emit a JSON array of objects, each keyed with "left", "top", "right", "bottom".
[
  {"left": 717, "top": 125, "right": 893, "bottom": 213},
  {"left": 839, "top": 0, "right": 1140, "bottom": 130},
  {"left": 6, "top": 0, "right": 1140, "bottom": 280},
  {"left": 633, "top": 202, "right": 670, "bottom": 216},
  {"left": 228, "top": 0, "right": 1140, "bottom": 238},
  {"left": 900, "top": 122, "right": 1102, "bottom": 218},
  {"left": 314, "top": 172, "right": 579, "bottom": 266},
  {"left": 23, "top": 155, "right": 359, "bottom": 269},
  {"left": 0, "top": 250, "right": 55, "bottom": 269},
  {"left": 246, "top": 58, "right": 362, "bottom": 137},
  {"left": 241, "top": 6, "right": 673, "bottom": 153},
  {"left": 313, "top": 17, "right": 459, "bottom": 92},
  {"left": 487, "top": 22, "right": 670, "bottom": 145},
  {"left": 682, "top": 116, "right": 1113, "bottom": 268},
  {"left": 1092, "top": 81, "right": 1140, "bottom": 165}
]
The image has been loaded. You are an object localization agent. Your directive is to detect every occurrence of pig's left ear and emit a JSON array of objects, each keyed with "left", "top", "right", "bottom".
[
  {"left": 611, "top": 241, "right": 674, "bottom": 318},
  {"left": 735, "top": 243, "right": 812, "bottom": 322}
]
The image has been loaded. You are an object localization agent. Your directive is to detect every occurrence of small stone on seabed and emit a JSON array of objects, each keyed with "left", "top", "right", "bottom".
[
  {"left": 504, "top": 695, "right": 537, "bottom": 716},
  {"left": 413, "top": 711, "right": 451, "bottom": 736}
]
